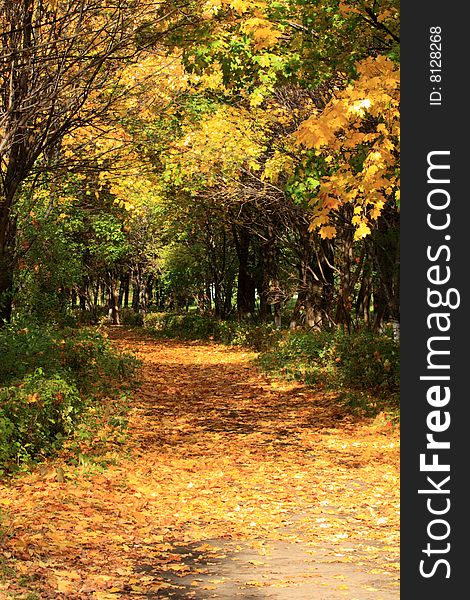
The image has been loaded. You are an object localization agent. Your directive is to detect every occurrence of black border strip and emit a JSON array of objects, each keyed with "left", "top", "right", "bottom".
[{"left": 401, "top": 3, "right": 468, "bottom": 597}]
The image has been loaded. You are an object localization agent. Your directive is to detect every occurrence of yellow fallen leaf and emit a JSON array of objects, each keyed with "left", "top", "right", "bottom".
[
  {"left": 54, "top": 569, "right": 81, "bottom": 580},
  {"left": 57, "top": 579, "right": 75, "bottom": 593}
]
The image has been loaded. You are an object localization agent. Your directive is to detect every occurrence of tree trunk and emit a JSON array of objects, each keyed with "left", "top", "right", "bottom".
[
  {"left": 273, "top": 301, "right": 282, "bottom": 329},
  {"left": 0, "top": 193, "right": 18, "bottom": 326},
  {"left": 204, "top": 282, "right": 212, "bottom": 313},
  {"left": 118, "top": 273, "right": 128, "bottom": 308},
  {"left": 123, "top": 275, "right": 130, "bottom": 308},
  {"left": 138, "top": 276, "right": 147, "bottom": 315},
  {"left": 233, "top": 226, "right": 255, "bottom": 318},
  {"left": 93, "top": 282, "right": 99, "bottom": 320},
  {"left": 290, "top": 232, "right": 333, "bottom": 330},
  {"left": 356, "top": 262, "right": 373, "bottom": 327},
  {"left": 132, "top": 268, "right": 141, "bottom": 312},
  {"left": 370, "top": 209, "right": 400, "bottom": 331},
  {"left": 335, "top": 223, "right": 354, "bottom": 332},
  {"left": 264, "top": 235, "right": 282, "bottom": 328},
  {"left": 78, "top": 286, "right": 87, "bottom": 311},
  {"left": 107, "top": 273, "right": 120, "bottom": 325},
  {"left": 257, "top": 239, "right": 273, "bottom": 323},
  {"left": 145, "top": 275, "right": 153, "bottom": 310},
  {"left": 0, "top": 232, "right": 15, "bottom": 326},
  {"left": 223, "top": 275, "right": 234, "bottom": 317}
]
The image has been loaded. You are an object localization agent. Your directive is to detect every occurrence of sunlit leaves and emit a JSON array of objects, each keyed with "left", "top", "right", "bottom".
[
  {"left": 295, "top": 55, "right": 399, "bottom": 239},
  {"left": 161, "top": 105, "right": 268, "bottom": 191},
  {"left": 241, "top": 17, "right": 284, "bottom": 50}
]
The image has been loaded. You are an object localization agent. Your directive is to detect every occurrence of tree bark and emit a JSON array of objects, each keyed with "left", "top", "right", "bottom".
[
  {"left": 107, "top": 272, "right": 120, "bottom": 325},
  {"left": 0, "top": 212, "right": 16, "bottom": 326},
  {"left": 233, "top": 226, "right": 255, "bottom": 318}
]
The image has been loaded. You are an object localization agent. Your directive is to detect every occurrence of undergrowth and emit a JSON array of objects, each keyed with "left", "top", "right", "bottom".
[
  {"left": 144, "top": 312, "right": 282, "bottom": 351},
  {"left": 0, "top": 321, "right": 140, "bottom": 476},
  {"left": 257, "top": 327, "right": 399, "bottom": 419}
]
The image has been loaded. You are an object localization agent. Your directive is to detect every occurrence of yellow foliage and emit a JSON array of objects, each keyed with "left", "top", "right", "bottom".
[
  {"left": 117, "top": 54, "right": 188, "bottom": 117},
  {"left": 295, "top": 56, "right": 400, "bottom": 239},
  {"left": 319, "top": 225, "right": 337, "bottom": 239},
  {"left": 242, "top": 17, "right": 283, "bottom": 50},
  {"left": 202, "top": 0, "right": 223, "bottom": 17},
  {"left": 354, "top": 221, "right": 372, "bottom": 240},
  {"left": 162, "top": 105, "right": 268, "bottom": 190},
  {"left": 262, "top": 151, "right": 295, "bottom": 184},
  {"left": 229, "top": 0, "right": 253, "bottom": 14}
]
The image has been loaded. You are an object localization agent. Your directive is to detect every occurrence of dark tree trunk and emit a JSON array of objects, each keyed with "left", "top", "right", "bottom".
[
  {"left": 223, "top": 274, "right": 234, "bottom": 317},
  {"left": 79, "top": 287, "right": 87, "bottom": 311},
  {"left": 145, "top": 275, "right": 153, "bottom": 309},
  {"left": 257, "top": 244, "right": 270, "bottom": 323},
  {"left": 0, "top": 190, "right": 18, "bottom": 326},
  {"left": 233, "top": 226, "right": 255, "bottom": 318},
  {"left": 93, "top": 282, "right": 99, "bottom": 320},
  {"left": 319, "top": 238, "right": 335, "bottom": 326},
  {"left": 0, "top": 224, "right": 15, "bottom": 326},
  {"left": 107, "top": 272, "right": 120, "bottom": 325},
  {"left": 335, "top": 222, "right": 354, "bottom": 332},
  {"left": 118, "top": 273, "right": 129, "bottom": 308},
  {"left": 123, "top": 275, "right": 130, "bottom": 308},
  {"left": 132, "top": 269, "right": 141, "bottom": 312},
  {"left": 258, "top": 232, "right": 281, "bottom": 324},
  {"left": 370, "top": 209, "right": 400, "bottom": 331},
  {"left": 356, "top": 259, "right": 373, "bottom": 327},
  {"left": 290, "top": 265, "right": 323, "bottom": 329},
  {"left": 290, "top": 231, "right": 333, "bottom": 330},
  {"left": 156, "top": 281, "right": 165, "bottom": 311}
]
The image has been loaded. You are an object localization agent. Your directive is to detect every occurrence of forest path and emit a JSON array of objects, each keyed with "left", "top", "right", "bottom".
[{"left": 0, "top": 328, "right": 399, "bottom": 599}]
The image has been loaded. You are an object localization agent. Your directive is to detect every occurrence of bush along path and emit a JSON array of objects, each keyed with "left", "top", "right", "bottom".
[{"left": 0, "top": 329, "right": 399, "bottom": 599}]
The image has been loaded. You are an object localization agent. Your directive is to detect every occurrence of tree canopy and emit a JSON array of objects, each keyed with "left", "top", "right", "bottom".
[{"left": 0, "top": 0, "right": 400, "bottom": 331}]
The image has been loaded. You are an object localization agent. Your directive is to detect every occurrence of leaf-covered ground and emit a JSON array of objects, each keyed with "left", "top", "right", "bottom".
[{"left": 0, "top": 329, "right": 399, "bottom": 599}]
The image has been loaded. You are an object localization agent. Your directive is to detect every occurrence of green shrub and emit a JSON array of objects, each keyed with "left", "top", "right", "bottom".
[
  {"left": 0, "top": 324, "right": 138, "bottom": 390},
  {"left": 72, "top": 309, "right": 98, "bottom": 325},
  {"left": 0, "top": 322, "right": 140, "bottom": 474},
  {"left": 142, "top": 311, "right": 163, "bottom": 331},
  {"left": 143, "top": 312, "right": 282, "bottom": 351},
  {"left": 120, "top": 308, "right": 144, "bottom": 328},
  {"left": 57, "top": 328, "right": 139, "bottom": 392},
  {"left": 144, "top": 312, "right": 220, "bottom": 340},
  {"left": 0, "top": 321, "right": 57, "bottom": 384},
  {"left": 330, "top": 329, "right": 399, "bottom": 393},
  {"left": 257, "top": 327, "right": 399, "bottom": 416},
  {"left": 217, "top": 321, "right": 282, "bottom": 351},
  {"left": 0, "top": 370, "right": 83, "bottom": 470}
]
